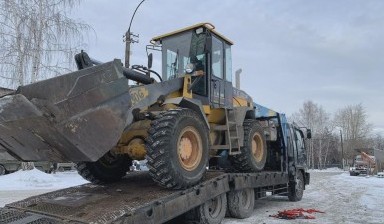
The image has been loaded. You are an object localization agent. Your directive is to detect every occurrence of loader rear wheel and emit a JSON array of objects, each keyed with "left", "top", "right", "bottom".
[
  {"left": 146, "top": 109, "right": 209, "bottom": 189},
  {"left": 76, "top": 151, "right": 131, "bottom": 184},
  {"left": 230, "top": 120, "right": 267, "bottom": 172}
]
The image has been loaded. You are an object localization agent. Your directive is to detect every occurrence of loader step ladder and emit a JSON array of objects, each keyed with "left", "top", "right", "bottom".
[{"left": 211, "top": 108, "right": 241, "bottom": 155}]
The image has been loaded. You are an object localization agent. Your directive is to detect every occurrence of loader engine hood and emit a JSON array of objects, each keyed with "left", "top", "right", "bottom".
[{"left": 0, "top": 59, "right": 132, "bottom": 162}]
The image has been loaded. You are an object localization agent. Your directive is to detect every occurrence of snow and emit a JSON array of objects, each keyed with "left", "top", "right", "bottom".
[
  {"left": 0, "top": 169, "right": 383, "bottom": 223},
  {"left": 0, "top": 168, "right": 88, "bottom": 206},
  {"left": 224, "top": 171, "right": 384, "bottom": 224}
]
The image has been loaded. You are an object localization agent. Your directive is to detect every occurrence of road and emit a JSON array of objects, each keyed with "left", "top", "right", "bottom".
[{"left": 223, "top": 171, "right": 384, "bottom": 224}]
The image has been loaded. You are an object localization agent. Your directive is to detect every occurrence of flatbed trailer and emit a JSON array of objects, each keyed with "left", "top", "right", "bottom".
[{"left": 0, "top": 170, "right": 293, "bottom": 224}]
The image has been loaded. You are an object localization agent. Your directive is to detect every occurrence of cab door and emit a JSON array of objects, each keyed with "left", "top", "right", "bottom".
[{"left": 210, "top": 36, "right": 232, "bottom": 108}]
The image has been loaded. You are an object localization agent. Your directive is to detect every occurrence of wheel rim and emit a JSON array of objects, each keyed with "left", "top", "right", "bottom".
[
  {"left": 177, "top": 126, "right": 203, "bottom": 171},
  {"left": 251, "top": 133, "right": 264, "bottom": 162},
  {"left": 206, "top": 195, "right": 222, "bottom": 218}
]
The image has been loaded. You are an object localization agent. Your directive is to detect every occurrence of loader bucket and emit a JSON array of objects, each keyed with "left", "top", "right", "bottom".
[{"left": 0, "top": 59, "right": 132, "bottom": 162}]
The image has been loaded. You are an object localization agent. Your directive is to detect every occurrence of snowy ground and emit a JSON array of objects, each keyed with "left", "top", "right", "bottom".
[
  {"left": 224, "top": 170, "right": 384, "bottom": 224},
  {"left": 0, "top": 169, "right": 383, "bottom": 223},
  {"left": 0, "top": 169, "right": 88, "bottom": 207}
]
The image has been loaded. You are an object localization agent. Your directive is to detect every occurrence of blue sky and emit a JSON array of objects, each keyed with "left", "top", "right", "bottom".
[{"left": 72, "top": 0, "right": 384, "bottom": 135}]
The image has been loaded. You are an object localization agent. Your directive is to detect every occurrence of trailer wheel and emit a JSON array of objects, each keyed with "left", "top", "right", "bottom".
[
  {"left": 146, "top": 109, "right": 209, "bottom": 189},
  {"left": 227, "top": 188, "right": 255, "bottom": 219},
  {"left": 231, "top": 120, "right": 267, "bottom": 172},
  {"left": 0, "top": 165, "right": 5, "bottom": 176},
  {"left": 193, "top": 193, "right": 227, "bottom": 224},
  {"left": 288, "top": 171, "right": 304, "bottom": 201},
  {"left": 76, "top": 151, "right": 131, "bottom": 184}
]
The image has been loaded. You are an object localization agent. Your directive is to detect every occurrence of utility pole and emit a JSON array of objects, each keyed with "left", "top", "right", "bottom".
[
  {"left": 340, "top": 129, "right": 344, "bottom": 170},
  {"left": 124, "top": 0, "right": 145, "bottom": 68}
]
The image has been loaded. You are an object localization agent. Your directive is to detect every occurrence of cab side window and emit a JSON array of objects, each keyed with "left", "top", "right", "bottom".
[{"left": 212, "top": 36, "right": 223, "bottom": 79}]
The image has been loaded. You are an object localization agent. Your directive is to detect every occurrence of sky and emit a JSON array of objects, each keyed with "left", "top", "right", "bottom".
[{"left": 70, "top": 0, "right": 384, "bottom": 135}]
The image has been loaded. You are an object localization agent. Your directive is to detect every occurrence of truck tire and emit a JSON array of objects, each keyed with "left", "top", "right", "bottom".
[
  {"left": 76, "top": 151, "right": 131, "bottom": 184},
  {"left": 288, "top": 171, "right": 304, "bottom": 202},
  {"left": 189, "top": 193, "right": 227, "bottom": 224},
  {"left": 0, "top": 165, "right": 5, "bottom": 176},
  {"left": 146, "top": 109, "right": 209, "bottom": 189},
  {"left": 230, "top": 120, "right": 267, "bottom": 172},
  {"left": 227, "top": 188, "right": 255, "bottom": 219}
]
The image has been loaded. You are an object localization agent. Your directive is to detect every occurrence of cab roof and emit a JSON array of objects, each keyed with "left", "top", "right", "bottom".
[{"left": 151, "top": 22, "right": 234, "bottom": 45}]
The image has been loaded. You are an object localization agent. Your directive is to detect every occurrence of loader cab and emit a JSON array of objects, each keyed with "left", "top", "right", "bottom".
[{"left": 152, "top": 23, "right": 234, "bottom": 108}]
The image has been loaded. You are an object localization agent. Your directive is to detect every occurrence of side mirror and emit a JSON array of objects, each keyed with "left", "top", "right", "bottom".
[
  {"left": 306, "top": 129, "right": 312, "bottom": 139},
  {"left": 148, "top": 53, "right": 153, "bottom": 69}
]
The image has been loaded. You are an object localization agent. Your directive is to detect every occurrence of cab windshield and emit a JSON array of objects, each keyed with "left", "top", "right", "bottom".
[{"left": 161, "top": 30, "right": 206, "bottom": 80}]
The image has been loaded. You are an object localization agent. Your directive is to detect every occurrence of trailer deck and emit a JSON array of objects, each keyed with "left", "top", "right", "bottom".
[{"left": 0, "top": 171, "right": 288, "bottom": 224}]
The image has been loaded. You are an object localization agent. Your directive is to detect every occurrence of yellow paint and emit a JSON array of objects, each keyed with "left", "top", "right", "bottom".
[
  {"left": 166, "top": 90, "right": 182, "bottom": 99},
  {"left": 233, "top": 96, "right": 250, "bottom": 107},
  {"left": 163, "top": 103, "right": 178, "bottom": 110},
  {"left": 183, "top": 75, "right": 193, "bottom": 98},
  {"left": 203, "top": 105, "right": 211, "bottom": 115},
  {"left": 114, "top": 120, "right": 150, "bottom": 160},
  {"left": 151, "top": 22, "right": 233, "bottom": 45},
  {"left": 129, "top": 87, "right": 149, "bottom": 106},
  {"left": 126, "top": 138, "right": 146, "bottom": 160},
  {"left": 268, "top": 110, "right": 277, "bottom": 116},
  {"left": 207, "top": 108, "right": 225, "bottom": 123}
]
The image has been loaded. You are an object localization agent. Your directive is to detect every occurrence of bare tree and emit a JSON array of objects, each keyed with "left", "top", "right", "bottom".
[
  {"left": 291, "top": 101, "right": 317, "bottom": 168},
  {"left": 291, "top": 100, "right": 336, "bottom": 169},
  {"left": 334, "top": 104, "right": 372, "bottom": 162},
  {"left": 0, "top": 0, "right": 91, "bottom": 89}
]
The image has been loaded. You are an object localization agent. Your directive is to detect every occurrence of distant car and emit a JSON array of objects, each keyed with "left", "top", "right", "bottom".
[{"left": 378, "top": 172, "right": 384, "bottom": 178}]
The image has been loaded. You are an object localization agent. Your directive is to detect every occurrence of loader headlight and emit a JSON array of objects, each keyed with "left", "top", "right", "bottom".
[{"left": 185, "top": 63, "right": 195, "bottom": 74}]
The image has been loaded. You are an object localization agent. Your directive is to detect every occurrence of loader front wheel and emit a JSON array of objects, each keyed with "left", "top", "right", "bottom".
[
  {"left": 146, "top": 109, "right": 209, "bottom": 189},
  {"left": 77, "top": 151, "right": 131, "bottom": 184},
  {"left": 230, "top": 120, "right": 267, "bottom": 172}
]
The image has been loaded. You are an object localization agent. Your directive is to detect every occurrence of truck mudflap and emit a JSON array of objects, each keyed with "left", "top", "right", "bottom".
[{"left": 0, "top": 60, "right": 132, "bottom": 162}]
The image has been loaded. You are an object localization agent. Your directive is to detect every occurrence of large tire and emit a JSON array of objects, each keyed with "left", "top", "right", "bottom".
[
  {"left": 194, "top": 193, "right": 227, "bottom": 224},
  {"left": 227, "top": 188, "right": 255, "bottom": 219},
  {"left": 77, "top": 151, "right": 131, "bottom": 184},
  {"left": 146, "top": 109, "right": 209, "bottom": 189},
  {"left": 0, "top": 165, "right": 5, "bottom": 176},
  {"left": 288, "top": 171, "right": 304, "bottom": 201},
  {"left": 231, "top": 120, "right": 267, "bottom": 172}
]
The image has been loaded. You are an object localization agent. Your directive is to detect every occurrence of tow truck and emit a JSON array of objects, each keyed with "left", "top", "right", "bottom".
[{"left": 0, "top": 107, "right": 310, "bottom": 224}]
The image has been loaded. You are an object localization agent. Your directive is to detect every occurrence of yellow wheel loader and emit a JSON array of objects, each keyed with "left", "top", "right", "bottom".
[{"left": 0, "top": 23, "right": 277, "bottom": 189}]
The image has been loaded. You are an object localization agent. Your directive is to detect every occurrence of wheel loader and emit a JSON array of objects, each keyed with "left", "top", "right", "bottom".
[{"left": 0, "top": 23, "right": 279, "bottom": 189}]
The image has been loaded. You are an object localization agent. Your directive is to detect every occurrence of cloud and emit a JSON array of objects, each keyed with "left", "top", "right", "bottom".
[{"left": 72, "top": 0, "right": 384, "bottom": 134}]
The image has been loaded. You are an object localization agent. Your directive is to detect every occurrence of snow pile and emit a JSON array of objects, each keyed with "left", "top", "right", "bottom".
[{"left": 0, "top": 168, "right": 88, "bottom": 191}]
